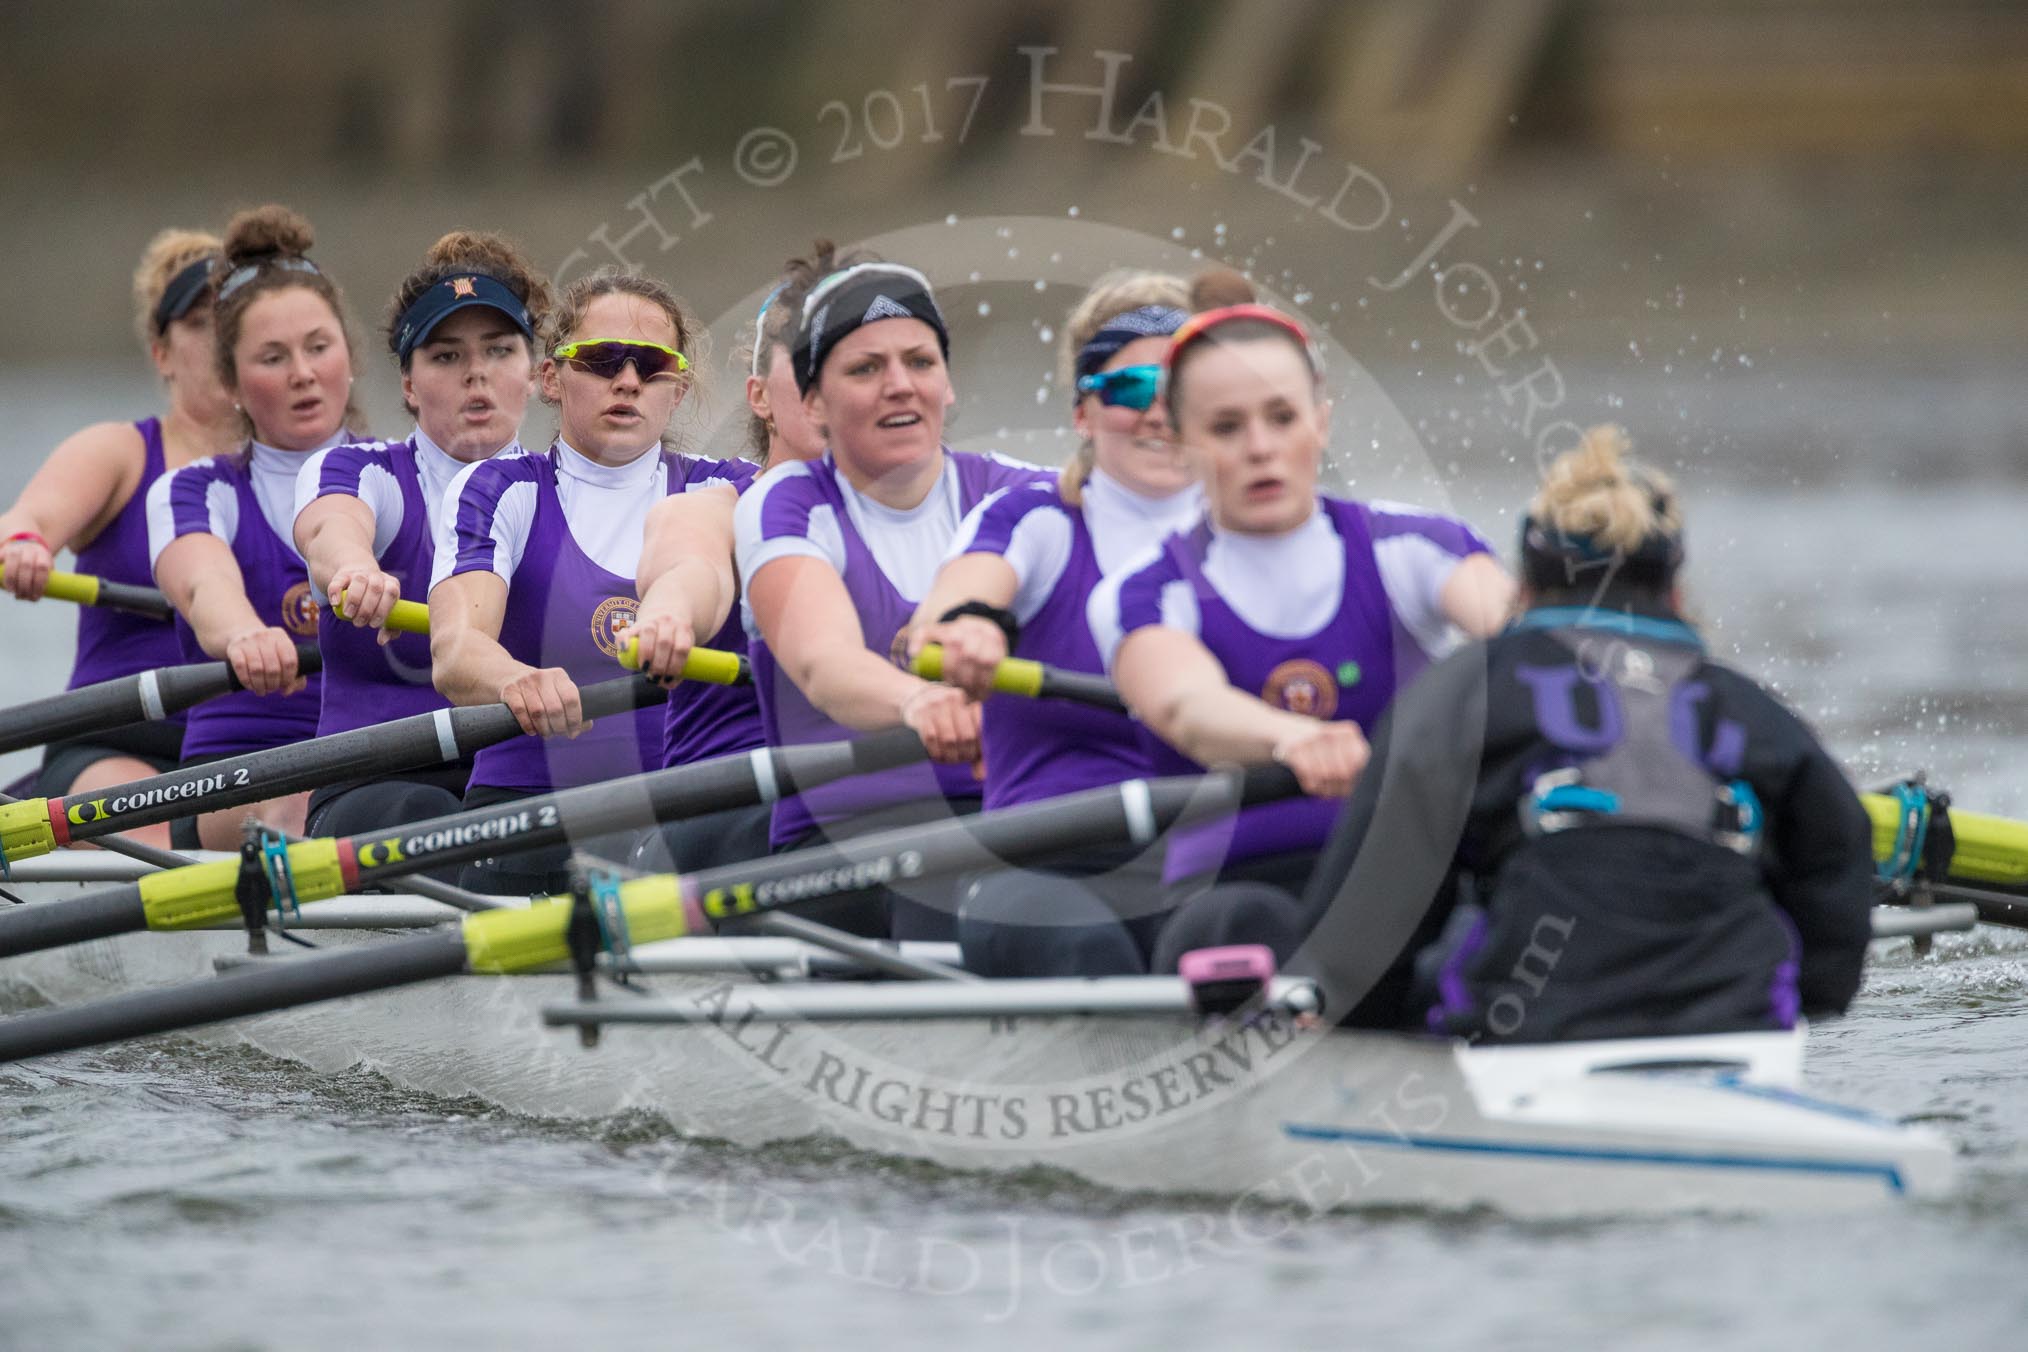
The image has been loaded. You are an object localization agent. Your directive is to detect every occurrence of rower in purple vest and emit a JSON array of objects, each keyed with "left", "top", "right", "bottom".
[
  {"left": 431, "top": 267, "right": 754, "bottom": 896},
  {"left": 1088, "top": 274, "right": 1515, "bottom": 903},
  {"left": 627, "top": 239, "right": 865, "bottom": 875},
  {"left": 908, "top": 271, "right": 1202, "bottom": 975},
  {"left": 146, "top": 205, "right": 368, "bottom": 851},
  {"left": 735, "top": 259, "right": 1053, "bottom": 940},
  {"left": 291, "top": 231, "right": 552, "bottom": 839},
  {"left": 1, "top": 228, "right": 239, "bottom": 840}
]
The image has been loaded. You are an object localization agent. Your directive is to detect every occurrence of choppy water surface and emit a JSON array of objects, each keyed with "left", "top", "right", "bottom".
[{"left": 2, "top": 368, "right": 2027, "bottom": 1347}]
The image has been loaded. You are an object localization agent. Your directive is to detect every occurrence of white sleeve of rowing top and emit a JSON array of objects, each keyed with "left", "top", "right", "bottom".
[
  {"left": 1085, "top": 542, "right": 1199, "bottom": 674},
  {"left": 429, "top": 458, "right": 533, "bottom": 591},
  {"left": 146, "top": 462, "right": 238, "bottom": 569},
  {"left": 945, "top": 488, "right": 1076, "bottom": 625},
  {"left": 293, "top": 448, "right": 406, "bottom": 561},
  {"left": 734, "top": 464, "right": 847, "bottom": 586}
]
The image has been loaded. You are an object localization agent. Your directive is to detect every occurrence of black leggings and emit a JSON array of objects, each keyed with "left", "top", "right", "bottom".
[
  {"left": 955, "top": 843, "right": 1172, "bottom": 977},
  {"left": 304, "top": 769, "right": 471, "bottom": 883}
]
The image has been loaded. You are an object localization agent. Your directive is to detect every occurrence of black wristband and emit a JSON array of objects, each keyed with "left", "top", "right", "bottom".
[{"left": 939, "top": 601, "right": 1020, "bottom": 650}]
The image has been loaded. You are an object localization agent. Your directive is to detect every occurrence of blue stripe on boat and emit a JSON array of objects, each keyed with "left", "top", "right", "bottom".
[{"left": 1279, "top": 1123, "right": 1907, "bottom": 1193}]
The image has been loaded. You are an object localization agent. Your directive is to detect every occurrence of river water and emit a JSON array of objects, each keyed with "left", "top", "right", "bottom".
[{"left": 2, "top": 348, "right": 2026, "bottom": 1347}]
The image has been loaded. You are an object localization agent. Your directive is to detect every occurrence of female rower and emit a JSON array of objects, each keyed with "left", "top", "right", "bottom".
[
  {"left": 431, "top": 267, "right": 754, "bottom": 895},
  {"left": 1160, "top": 426, "right": 1876, "bottom": 1042},
  {"left": 1, "top": 229, "right": 238, "bottom": 827},
  {"left": 146, "top": 205, "right": 365, "bottom": 850},
  {"left": 625, "top": 240, "right": 858, "bottom": 873},
  {"left": 291, "top": 231, "right": 550, "bottom": 837},
  {"left": 1089, "top": 280, "right": 1513, "bottom": 900},
  {"left": 734, "top": 259, "right": 1052, "bottom": 938},
  {"left": 907, "top": 271, "right": 1200, "bottom": 975}
]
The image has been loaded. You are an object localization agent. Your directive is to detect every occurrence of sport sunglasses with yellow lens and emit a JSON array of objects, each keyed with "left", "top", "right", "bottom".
[
  {"left": 1075, "top": 363, "right": 1163, "bottom": 411},
  {"left": 553, "top": 338, "right": 690, "bottom": 381}
]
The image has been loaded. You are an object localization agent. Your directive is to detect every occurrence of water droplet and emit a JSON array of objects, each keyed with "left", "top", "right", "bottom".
[
  {"left": 944, "top": 213, "right": 958, "bottom": 226},
  {"left": 1066, "top": 206, "right": 1080, "bottom": 217},
  {"left": 967, "top": 270, "right": 982, "bottom": 283},
  {"left": 1032, "top": 279, "right": 1046, "bottom": 290},
  {"left": 1038, "top": 326, "right": 1054, "bottom": 343},
  {"left": 1170, "top": 227, "right": 1186, "bottom": 240},
  {"left": 976, "top": 302, "right": 992, "bottom": 316}
]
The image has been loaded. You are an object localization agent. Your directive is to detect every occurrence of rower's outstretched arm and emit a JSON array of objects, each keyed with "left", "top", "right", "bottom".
[
  {"left": 627, "top": 486, "right": 738, "bottom": 686},
  {"left": 0, "top": 422, "right": 140, "bottom": 602},
  {"left": 294, "top": 491, "right": 401, "bottom": 636},
  {"left": 428, "top": 571, "right": 584, "bottom": 738},
  {"left": 746, "top": 555, "right": 979, "bottom": 765},
  {"left": 907, "top": 552, "right": 1020, "bottom": 703},
  {"left": 1439, "top": 553, "right": 1518, "bottom": 639},
  {"left": 153, "top": 533, "right": 305, "bottom": 696},
  {"left": 1111, "top": 626, "right": 1368, "bottom": 799}
]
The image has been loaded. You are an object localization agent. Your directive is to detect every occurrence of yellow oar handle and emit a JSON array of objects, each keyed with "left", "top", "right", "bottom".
[
  {"left": 333, "top": 587, "right": 431, "bottom": 634},
  {"left": 1861, "top": 792, "right": 2028, "bottom": 888},
  {"left": 617, "top": 637, "right": 746, "bottom": 685},
  {"left": 909, "top": 644, "right": 1045, "bottom": 698},
  {"left": 2, "top": 564, "right": 100, "bottom": 605}
]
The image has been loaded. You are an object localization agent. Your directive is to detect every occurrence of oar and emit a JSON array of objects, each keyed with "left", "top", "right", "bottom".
[
  {"left": 0, "top": 645, "right": 323, "bottom": 759},
  {"left": 0, "top": 764, "right": 1299, "bottom": 1064},
  {"left": 910, "top": 645, "right": 1124, "bottom": 712},
  {"left": 913, "top": 647, "right": 2028, "bottom": 908},
  {"left": 0, "top": 563, "right": 174, "bottom": 620},
  {"left": 0, "top": 672, "right": 678, "bottom": 865},
  {"left": 331, "top": 588, "right": 431, "bottom": 635},
  {"left": 617, "top": 637, "right": 751, "bottom": 686},
  {"left": 0, "top": 727, "right": 929, "bottom": 959}
]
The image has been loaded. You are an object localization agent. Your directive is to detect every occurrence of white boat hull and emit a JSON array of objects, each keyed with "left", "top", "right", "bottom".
[{"left": 0, "top": 901, "right": 1955, "bottom": 1218}]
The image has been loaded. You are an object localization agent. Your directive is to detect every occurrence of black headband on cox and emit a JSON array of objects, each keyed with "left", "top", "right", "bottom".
[
  {"left": 393, "top": 273, "right": 534, "bottom": 363},
  {"left": 1518, "top": 478, "right": 1684, "bottom": 592},
  {"left": 791, "top": 262, "right": 949, "bottom": 394},
  {"left": 151, "top": 257, "right": 217, "bottom": 336}
]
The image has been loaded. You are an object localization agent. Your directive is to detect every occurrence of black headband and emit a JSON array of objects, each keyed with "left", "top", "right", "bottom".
[
  {"left": 792, "top": 262, "right": 948, "bottom": 394},
  {"left": 393, "top": 272, "right": 534, "bottom": 363},
  {"left": 1518, "top": 483, "right": 1683, "bottom": 592},
  {"left": 152, "top": 257, "right": 216, "bottom": 336}
]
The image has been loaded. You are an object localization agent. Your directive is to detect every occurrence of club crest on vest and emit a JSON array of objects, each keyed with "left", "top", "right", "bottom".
[
  {"left": 1262, "top": 658, "right": 1338, "bottom": 719},
  {"left": 281, "top": 581, "right": 321, "bottom": 637},
  {"left": 589, "top": 595, "right": 638, "bottom": 660}
]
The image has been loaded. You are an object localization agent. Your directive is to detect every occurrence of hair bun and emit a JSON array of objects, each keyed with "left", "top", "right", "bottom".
[
  {"left": 222, "top": 204, "right": 315, "bottom": 268},
  {"left": 1190, "top": 266, "right": 1256, "bottom": 311}
]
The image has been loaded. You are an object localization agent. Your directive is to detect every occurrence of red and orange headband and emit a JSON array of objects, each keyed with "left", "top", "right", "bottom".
[{"left": 1163, "top": 303, "right": 1323, "bottom": 380}]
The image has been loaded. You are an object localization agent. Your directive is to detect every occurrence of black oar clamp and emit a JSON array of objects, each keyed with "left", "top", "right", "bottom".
[
  {"left": 234, "top": 831, "right": 271, "bottom": 957},
  {"left": 563, "top": 864, "right": 627, "bottom": 1048}
]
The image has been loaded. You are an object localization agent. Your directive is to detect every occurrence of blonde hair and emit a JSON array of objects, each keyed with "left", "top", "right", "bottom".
[
  {"left": 1057, "top": 270, "right": 1190, "bottom": 506},
  {"left": 1528, "top": 425, "right": 1680, "bottom": 554},
  {"left": 131, "top": 228, "right": 221, "bottom": 351}
]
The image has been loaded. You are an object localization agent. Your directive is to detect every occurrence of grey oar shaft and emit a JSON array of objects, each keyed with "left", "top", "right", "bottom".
[
  {"left": 0, "top": 930, "right": 471, "bottom": 1064},
  {"left": 0, "top": 645, "right": 322, "bottom": 757},
  {"left": 46, "top": 675, "right": 663, "bottom": 845}
]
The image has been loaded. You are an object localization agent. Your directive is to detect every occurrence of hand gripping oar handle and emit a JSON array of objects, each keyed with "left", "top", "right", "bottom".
[
  {"left": 0, "top": 644, "right": 324, "bottom": 760},
  {"left": 0, "top": 763, "right": 1298, "bottom": 1064},
  {"left": 331, "top": 587, "right": 430, "bottom": 635},
  {"left": 0, "top": 674, "right": 669, "bottom": 863},
  {"left": 616, "top": 637, "right": 752, "bottom": 686},
  {"left": 910, "top": 645, "right": 1127, "bottom": 713},
  {"left": 0, "top": 727, "right": 928, "bottom": 959},
  {"left": 0, "top": 563, "right": 175, "bottom": 620}
]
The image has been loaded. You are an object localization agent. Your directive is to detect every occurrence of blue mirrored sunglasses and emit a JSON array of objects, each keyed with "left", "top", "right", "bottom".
[{"left": 1075, "top": 363, "right": 1163, "bottom": 411}]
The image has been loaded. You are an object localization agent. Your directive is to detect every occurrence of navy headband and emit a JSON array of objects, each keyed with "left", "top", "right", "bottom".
[
  {"left": 792, "top": 262, "right": 948, "bottom": 394},
  {"left": 393, "top": 273, "right": 534, "bottom": 363},
  {"left": 1074, "top": 305, "right": 1188, "bottom": 382},
  {"left": 152, "top": 257, "right": 216, "bottom": 336}
]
